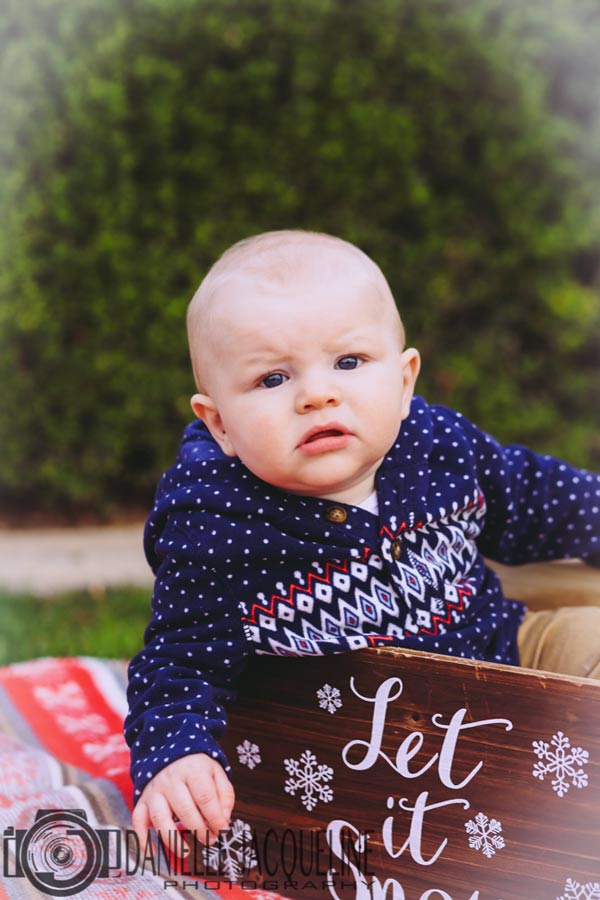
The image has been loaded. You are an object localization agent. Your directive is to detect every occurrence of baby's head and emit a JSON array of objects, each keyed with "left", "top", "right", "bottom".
[{"left": 187, "top": 230, "right": 420, "bottom": 505}]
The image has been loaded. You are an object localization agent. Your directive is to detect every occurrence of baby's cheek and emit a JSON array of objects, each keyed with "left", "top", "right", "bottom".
[
  {"left": 377, "top": 402, "right": 405, "bottom": 448},
  {"left": 239, "top": 432, "right": 286, "bottom": 483}
]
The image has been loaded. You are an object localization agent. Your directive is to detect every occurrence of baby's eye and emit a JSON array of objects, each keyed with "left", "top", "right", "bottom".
[
  {"left": 260, "top": 372, "right": 288, "bottom": 389},
  {"left": 335, "top": 355, "right": 361, "bottom": 370}
]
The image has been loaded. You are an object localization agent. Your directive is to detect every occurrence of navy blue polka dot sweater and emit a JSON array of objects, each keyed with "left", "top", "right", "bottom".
[{"left": 125, "top": 397, "right": 600, "bottom": 800}]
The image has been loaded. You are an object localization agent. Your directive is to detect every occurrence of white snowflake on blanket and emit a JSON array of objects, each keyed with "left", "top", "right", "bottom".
[
  {"left": 532, "top": 731, "right": 589, "bottom": 798},
  {"left": 464, "top": 812, "right": 505, "bottom": 858},
  {"left": 284, "top": 749, "right": 334, "bottom": 811},
  {"left": 203, "top": 818, "right": 256, "bottom": 880},
  {"left": 317, "top": 683, "right": 343, "bottom": 714},
  {"left": 244, "top": 893, "right": 282, "bottom": 900},
  {"left": 556, "top": 879, "right": 600, "bottom": 900},
  {"left": 236, "top": 739, "right": 262, "bottom": 769}
]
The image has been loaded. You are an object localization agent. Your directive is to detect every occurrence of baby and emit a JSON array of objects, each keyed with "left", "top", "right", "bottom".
[{"left": 125, "top": 229, "right": 600, "bottom": 846}]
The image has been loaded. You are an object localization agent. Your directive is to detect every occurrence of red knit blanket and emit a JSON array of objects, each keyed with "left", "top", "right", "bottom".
[{"left": 0, "top": 656, "right": 285, "bottom": 900}]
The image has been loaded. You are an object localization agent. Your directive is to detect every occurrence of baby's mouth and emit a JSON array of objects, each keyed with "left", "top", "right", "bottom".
[
  {"left": 304, "top": 428, "right": 345, "bottom": 444},
  {"left": 298, "top": 423, "right": 351, "bottom": 454}
]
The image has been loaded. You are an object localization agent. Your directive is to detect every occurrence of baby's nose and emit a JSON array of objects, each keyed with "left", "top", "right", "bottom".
[{"left": 295, "top": 380, "right": 341, "bottom": 413}]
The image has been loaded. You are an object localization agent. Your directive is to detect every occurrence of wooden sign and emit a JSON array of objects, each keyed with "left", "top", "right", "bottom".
[{"left": 207, "top": 648, "right": 600, "bottom": 900}]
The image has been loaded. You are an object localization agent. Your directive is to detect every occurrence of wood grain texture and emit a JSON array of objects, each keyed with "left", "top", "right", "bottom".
[{"left": 220, "top": 648, "right": 600, "bottom": 900}]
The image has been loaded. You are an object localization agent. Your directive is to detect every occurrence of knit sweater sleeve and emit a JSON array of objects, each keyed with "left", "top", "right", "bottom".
[
  {"left": 456, "top": 413, "right": 600, "bottom": 565},
  {"left": 124, "top": 517, "right": 250, "bottom": 802}
]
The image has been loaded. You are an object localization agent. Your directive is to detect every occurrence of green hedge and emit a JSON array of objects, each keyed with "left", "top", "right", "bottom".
[{"left": 1, "top": 0, "right": 599, "bottom": 514}]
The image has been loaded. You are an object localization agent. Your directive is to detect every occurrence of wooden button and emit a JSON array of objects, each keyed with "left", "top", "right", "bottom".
[
  {"left": 391, "top": 538, "right": 402, "bottom": 560},
  {"left": 325, "top": 505, "right": 347, "bottom": 524}
]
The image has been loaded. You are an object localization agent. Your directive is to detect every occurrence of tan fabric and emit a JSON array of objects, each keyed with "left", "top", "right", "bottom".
[{"left": 518, "top": 606, "right": 600, "bottom": 680}]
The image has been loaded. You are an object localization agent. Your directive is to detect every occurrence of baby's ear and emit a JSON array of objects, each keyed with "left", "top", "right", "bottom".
[
  {"left": 190, "top": 394, "right": 237, "bottom": 457},
  {"left": 399, "top": 348, "right": 421, "bottom": 420}
]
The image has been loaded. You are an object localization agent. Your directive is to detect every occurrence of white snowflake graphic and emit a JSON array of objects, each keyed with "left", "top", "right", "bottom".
[
  {"left": 203, "top": 817, "right": 257, "bottom": 880},
  {"left": 316, "top": 683, "right": 343, "bottom": 714},
  {"left": 532, "top": 731, "right": 589, "bottom": 798},
  {"left": 284, "top": 749, "right": 334, "bottom": 811},
  {"left": 236, "top": 739, "right": 262, "bottom": 769},
  {"left": 464, "top": 812, "right": 505, "bottom": 858},
  {"left": 556, "top": 878, "right": 600, "bottom": 900}
]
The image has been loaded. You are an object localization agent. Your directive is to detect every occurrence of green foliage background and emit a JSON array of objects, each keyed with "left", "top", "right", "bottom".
[{"left": 1, "top": 0, "right": 599, "bottom": 514}]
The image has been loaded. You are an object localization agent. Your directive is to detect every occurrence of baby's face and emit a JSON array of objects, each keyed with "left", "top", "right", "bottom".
[{"left": 192, "top": 264, "right": 420, "bottom": 505}]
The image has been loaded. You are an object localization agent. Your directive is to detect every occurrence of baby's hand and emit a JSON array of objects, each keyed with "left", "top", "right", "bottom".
[{"left": 132, "top": 753, "right": 235, "bottom": 848}]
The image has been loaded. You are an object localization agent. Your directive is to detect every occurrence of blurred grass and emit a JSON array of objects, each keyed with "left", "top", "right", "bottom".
[{"left": 0, "top": 588, "right": 150, "bottom": 665}]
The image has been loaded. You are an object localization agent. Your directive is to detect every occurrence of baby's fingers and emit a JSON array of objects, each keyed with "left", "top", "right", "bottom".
[
  {"left": 169, "top": 782, "right": 215, "bottom": 843},
  {"left": 187, "top": 768, "right": 231, "bottom": 840},
  {"left": 131, "top": 799, "right": 151, "bottom": 848},
  {"left": 212, "top": 763, "right": 235, "bottom": 825},
  {"left": 141, "top": 792, "right": 177, "bottom": 847}
]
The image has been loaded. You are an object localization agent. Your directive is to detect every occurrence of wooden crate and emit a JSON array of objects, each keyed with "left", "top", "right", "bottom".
[{"left": 216, "top": 563, "right": 600, "bottom": 900}]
